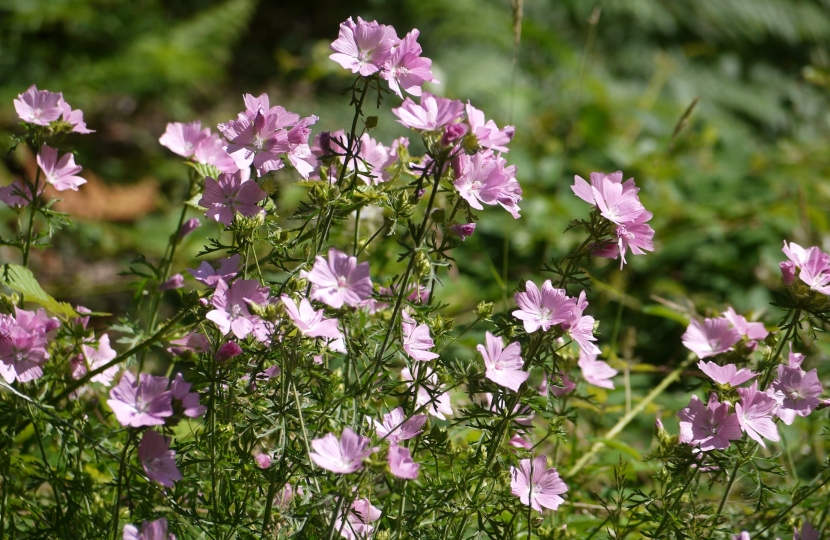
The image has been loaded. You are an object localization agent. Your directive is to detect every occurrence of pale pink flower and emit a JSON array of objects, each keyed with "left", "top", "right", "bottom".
[
  {"left": 304, "top": 248, "right": 373, "bottom": 309},
  {"left": 286, "top": 115, "right": 320, "bottom": 179},
  {"left": 383, "top": 29, "right": 437, "bottom": 97},
  {"left": 193, "top": 133, "right": 241, "bottom": 173},
  {"left": 199, "top": 171, "right": 266, "bottom": 226},
  {"left": 561, "top": 291, "right": 600, "bottom": 354},
  {"left": 572, "top": 171, "right": 645, "bottom": 225},
  {"left": 170, "top": 373, "right": 206, "bottom": 418},
  {"left": 698, "top": 361, "right": 757, "bottom": 387},
  {"left": 782, "top": 241, "right": 830, "bottom": 294},
  {"left": 794, "top": 522, "right": 819, "bottom": 540},
  {"left": 335, "top": 498, "right": 382, "bottom": 540},
  {"left": 58, "top": 98, "right": 94, "bottom": 134},
  {"left": 167, "top": 332, "right": 210, "bottom": 357},
  {"left": 107, "top": 372, "right": 173, "bottom": 427},
  {"left": 681, "top": 318, "right": 741, "bottom": 359},
  {"left": 188, "top": 254, "right": 241, "bottom": 288},
  {"left": 453, "top": 150, "right": 511, "bottom": 212},
  {"left": 510, "top": 456, "right": 568, "bottom": 512},
  {"left": 388, "top": 444, "right": 419, "bottom": 479},
  {"left": 255, "top": 453, "right": 272, "bottom": 469},
  {"left": 157, "top": 274, "right": 184, "bottom": 292},
  {"left": 677, "top": 394, "right": 742, "bottom": 451},
  {"left": 769, "top": 352, "right": 823, "bottom": 425},
  {"left": 122, "top": 518, "right": 175, "bottom": 540},
  {"left": 780, "top": 260, "right": 796, "bottom": 284},
  {"left": 0, "top": 311, "right": 51, "bottom": 383},
  {"left": 220, "top": 108, "right": 294, "bottom": 176},
  {"left": 206, "top": 279, "right": 269, "bottom": 339},
  {"left": 281, "top": 295, "right": 343, "bottom": 340},
  {"left": 465, "top": 102, "right": 514, "bottom": 152},
  {"left": 138, "top": 430, "right": 182, "bottom": 487},
  {"left": 14, "top": 85, "right": 63, "bottom": 125},
  {"left": 82, "top": 333, "right": 119, "bottom": 386},
  {"left": 37, "top": 145, "right": 86, "bottom": 191},
  {"left": 512, "top": 280, "right": 577, "bottom": 333},
  {"left": 345, "top": 133, "right": 396, "bottom": 185},
  {"left": 0, "top": 179, "right": 39, "bottom": 208},
  {"left": 723, "top": 307, "right": 768, "bottom": 341},
  {"left": 401, "top": 366, "right": 453, "bottom": 419},
  {"left": 309, "top": 427, "right": 373, "bottom": 474},
  {"left": 329, "top": 17, "right": 399, "bottom": 76},
  {"left": 159, "top": 121, "right": 210, "bottom": 158},
  {"left": 478, "top": 331, "right": 528, "bottom": 392},
  {"left": 401, "top": 310, "right": 439, "bottom": 361},
  {"left": 593, "top": 212, "right": 655, "bottom": 269},
  {"left": 736, "top": 382, "right": 780, "bottom": 448},
  {"left": 578, "top": 351, "right": 617, "bottom": 390},
  {"left": 373, "top": 407, "right": 427, "bottom": 444},
  {"left": 543, "top": 372, "right": 576, "bottom": 397},
  {"left": 392, "top": 92, "right": 465, "bottom": 131}
]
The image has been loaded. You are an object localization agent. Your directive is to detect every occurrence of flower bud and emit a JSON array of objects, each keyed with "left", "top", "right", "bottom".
[
  {"left": 440, "top": 122, "right": 468, "bottom": 146},
  {"left": 780, "top": 260, "right": 796, "bottom": 285},
  {"left": 215, "top": 342, "right": 243, "bottom": 363},
  {"left": 364, "top": 116, "right": 378, "bottom": 130},
  {"left": 450, "top": 222, "right": 476, "bottom": 241},
  {"left": 178, "top": 218, "right": 200, "bottom": 238},
  {"left": 475, "top": 301, "right": 494, "bottom": 319}
]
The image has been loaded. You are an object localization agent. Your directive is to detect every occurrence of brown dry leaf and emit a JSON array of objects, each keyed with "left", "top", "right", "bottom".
[{"left": 44, "top": 171, "right": 158, "bottom": 221}]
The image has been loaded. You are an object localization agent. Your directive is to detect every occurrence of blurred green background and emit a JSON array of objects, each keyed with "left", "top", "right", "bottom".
[{"left": 2, "top": 0, "right": 830, "bottom": 370}]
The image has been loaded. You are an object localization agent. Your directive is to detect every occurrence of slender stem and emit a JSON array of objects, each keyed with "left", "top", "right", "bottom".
[
  {"left": 714, "top": 453, "right": 745, "bottom": 521},
  {"left": 27, "top": 403, "right": 64, "bottom": 527},
  {"left": 653, "top": 468, "right": 697, "bottom": 538},
  {"left": 147, "top": 200, "right": 190, "bottom": 335},
  {"left": 292, "top": 381, "right": 320, "bottom": 491},
  {"left": 326, "top": 494, "right": 346, "bottom": 540},
  {"left": 21, "top": 167, "right": 41, "bottom": 269},
  {"left": 110, "top": 430, "right": 134, "bottom": 540},
  {"left": 757, "top": 470, "right": 830, "bottom": 535}
]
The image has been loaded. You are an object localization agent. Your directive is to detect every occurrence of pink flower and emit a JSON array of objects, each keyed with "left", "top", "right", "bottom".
[
  {"left": 138, "top": 430, "right": 182, "bottom": 487},
  {"left": 392, "top": 92, "right": 465, "bottom": 131},
  {"left": 194, "top": 133, "right": 241, "bottom": 173},
  {"left": 544, "top": 372, "right": 576, "bottom": 397},
  {"left": 681, "top": 318, "right": 742, "bottom": 359},
  {"left": 188, "top": 254, "right": 241, "bottom": 288},
  {"left": 157, "top": 274, "right": 184, "bottom": 292},
  {"left": 577, "top": 351, "right": 617, "bottom": 390},
  {"left": 401, "top": 310, "right": 439, "bottom": 361},
  {"left": 305, "top": 248, "right": 373, "bottom": 309},
  {"left": 452, "top": 150, "right": 514, "bottom": 214},
  {"left": 780, "top": 260, "right": 796, "bottom": 284},
  {"left": 388, "top": 444, "right": 419, "bottom": 479},
  {"left": 159, "top": 121, "right": 210, "bottom": 158},
  {"left": 561, "top": 291, "right": 600, "bottom": 354},
  {"left": 335, "top": 498, "right": 382, "bottom": 540},
  {"left": 122, "top": 518, "right": 175, "bottom": 540},
  {"left": 199, "top": 171, "right": 266, "bottom": 226},
  {"left": 733, "top": 533, "right": 751, "bottom": 540},
  {"left": 0, "top": 311, "right": 51, "bottom": 383},
  {"left": 465, "top": 102, "right": 514, "bottom": 152},
  {"left": 723, "top": 307, "right": 768, "bottom": 341},
  {"left": 510, "top": 456, "right": 568, "bottom": 512},
  {"left": 373, "top": 407, "right": 427, "bottom": 444},
  {"left": 206, "top": 279, "right": 269, "bottom": 339},
  {"left": 329, "top": 17, "right": 399, "bottom": 76},
  {"left": 220, "top": 108, "right": 295, "bottom": 176},
  {"left": 170, "top": 373, "right": 206, "bottom": 418},
  {"left": 37, "top": 145, "right": 86, "bottom": 191},
  {"left": 14, "top": 85, "right": 63, "bottom": 125},
  {"left": 107, "top": 372, "right": 173, "bottom": 427},
  {"left": 782, "top": 241, "right": 830, "bottom": 295},
  {"left": 794, "top": 522, "right": 819, "bottom": 540},
  {"left": 401, "top": 366, "right": 453, "bottom": 419},
  {"left": 478, "top": 331, "right": 528, "bottom": 392},
  {"left": 309, "top": 427, "right": 373, "bottom": 474},
  {"left": 178, "top": 218, "right": 200, "bottom": 238},
  {"left": 215, "top": 342, "right": 243, "bottom": 362},
  {"left": 571, "top": 171, "right": 646, "bottom": 225},
  {"left": 345, "top": 133, "right": 396, "bottom": 185},
  {"left": 167, "top": 332, "right": 210, "bottom": 357},
  {"left": 58, "top": 98, "right": 94, "bottom": 134},
  {"left": 512, "top": 280, "right": 577, "bottom": 333},
  {"left": 735, "top": 382, "right": 780, "bottom": 448},
  {"left": 81, "top": 333, "right": 119, "bottom": 386},
  {"left": 383, "top": 29, "right": 437, "bottom": 97},
  {"left": 255, "top": 453, "right": 272, "bottom": 469},
  {"left": 281, "top": 295, "right": 343, "bottom": 340},
  {"left": 286, "top": 116, "right": 320, "bottom": 179},
  {"left": 698, "top": 361, "right": 757, "bottom": 387},
  {"left": 0, "top": 179, "right": 39, "bottom": 208},
  {"left": 450, "top": 222, "right": 476, "bottom": 241},
  {"left": 677, "top": 394, "right": 742, "bottom": 451},
  {"left": 769, "top": 352, "right": 823, "bottom": 425},
  {"left": 592, "top": 213, "right": 655, "bottom": 269}
]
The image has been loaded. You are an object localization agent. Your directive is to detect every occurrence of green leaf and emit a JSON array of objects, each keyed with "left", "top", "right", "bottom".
[{"left": 1, "top": 264, "right": 78, "bottom": 320}]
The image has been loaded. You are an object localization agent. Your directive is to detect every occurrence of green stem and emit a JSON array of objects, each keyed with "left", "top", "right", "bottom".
[
  {"left": 21, "top": 167, "right": 41, "bottom": 270},
  {"left": 110, "top": 430, "right": 134, "bottom": 540},
  {"left": 758, "top": 469, "right": 830, "bottom": 535},
  {"left": 653, "top": 468, "right": 697, "bottom": 538}
]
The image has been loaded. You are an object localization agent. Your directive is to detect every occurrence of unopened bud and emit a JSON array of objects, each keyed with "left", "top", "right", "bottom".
[
  {"left": 780, "top": 260, "right": 796, "bottom": 285},
  {"left": 475, "top": 301, "right": 494, "bottom": 319},
  {"left": 364, "top": 116, "right": 378, "bottom": 130},
  {"left": 440, "top": 122, "right": 468, "bottom": 146},
  {"left": 216, "top": 342, "right": 243, "bottom": 363}
]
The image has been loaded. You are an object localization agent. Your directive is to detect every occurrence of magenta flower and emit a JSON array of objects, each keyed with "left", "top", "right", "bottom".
[
  {"left": 329, "top": 17, "right": 399, "bottom": 76},
  {"left": 107, "top": 372, "right": 173, "bottom": 427},
  {"left": 206, "top": 279, "right": 269, "bottom": 339},
  {"left": 81, "top": 333, "right": 119, "bottom": 386},
  {"left": 309, "top": 427, "right": 374, "bottom": 474},
  {"left": 571, "top": 171, "right": 646, "bottom": 225},
  {"left": 373, "top": 407, "right": 427, "bottom": 444},
  {"left": 170, "top": 373, "right": 206, "bottom": 418},
  {"left": 215, "top": 342, "right": 243, "bottom": 362},
  {"left": 401, "top": 366, "right": 453, "bottom": 419},
  {"left": 388, "top": 444, "right": 419, "bottom": 479},
  {"left": 769, "top": 352, "right": 823, "bottom": 425},
  {"left": 220, "top": 111, "right": 292, "bottom": 176},
  {"left": 578, "top": 351, "right": 617, "bottom": 390},
  {"left": 510, "top": 456, "right": 568, "bottom": 512},
  {"left": 255, "top": 453, "right": 272, "bottom": 469},
  {"left": 281, "top": 294, "right": 343, "bottom": 340},
  {"left": 562, "top": 291, "right": 601, "bottom": 354},
  {"left": 677, "top": 394, "right": 742, "bottom": 451},
  {"left": 0, "top": 312, "right": 50, "bottom": 384},
  {"left": 735, "top": 382, "right": 780, "bottom": 448},
  {"left": 392, "top": 92, "right": 465, "bottom": 131},
  {"left": 383, "top": 29, "right": 437, "bottom": 97},
  {"left": 335, "top": 498, "right": 382, "bottom": 540},
  {"left": 138, "top": 430, "right": 182, "bottom": 487},
  {"left": 681, "top": 318, "right": 742, "bottom": 359},
  {"left": 37, "top": 145, "right": 86, "bottom": 191},
  {"left": 305, "top": 248, "right": 373, "bottom": 309},
  {"left": 465, "top": 102, "right": 514, "bottom": 152},
  {"left": 453, "top": 150, "right": 512, "bottom": 212},
  {"left": 188, "top": 254, "right": 241, "bottom": 288},
  {"left": 123, "top": 518, "right": 175, "bottom": 540},
  {"left": 698, "top": 361, "right": 757, "bottom": 387},
  {"left": 14, "top": 85, "right": 63, "bottom": 125},
  {"left": 159, "top": 121, "right": 211, "bottom": 158},
  {"left": 401, "top": 310, "right": 439, "bottom": 361},
  {"left": 199, "top": 171, "right": 266, "bottom": 226},
  {"left": 58, "top": 98, "right": 93, "bottom": 134},
  {"left": 450, "top": 222, "right": 476, "bottom": 241},
  {"left": 512, "top": 280, "right": 577, "bottom": 333},
  {"left": 478, "top": 331, "right": 528, "bottom": 392}
]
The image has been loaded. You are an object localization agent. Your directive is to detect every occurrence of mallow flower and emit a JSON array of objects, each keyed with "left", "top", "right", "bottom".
[
  {"left": 329, "top": 17, "right": 399, "bottom": 77},
  {"left": 309, "top": 428, "right": 374, "bottom": 474},
  {"left": 138, "top": 430, "right": 182, "bottom": 488},
  {"left": 478, "top": 331, "right": 528, "bottom": 392},
  {"left": 681, "top": 318, "right": 741, "bottom": 359},
  {"left": 206, "top": 279, "right": 270, "bottom": 340},
  {"left": 735, "top": 382, "right": 780, "bottom": 448},
  {"left": 392, "top": 92, "right": 465, "bottom": 131},
  {"left": 677, "top": 394, "right": 742, "bottom": 452},
  {"left": 122, "top": 518, "right": 175, "bottom": 540},
  {"left": 199, "top": 171, "right": 267, "bottom": 226},
  {"left": 14, "top": 85, "right": 63, "bottom": 126},
  {"left": 512, "top": 280, "right": 577, "bottom": 333},
  {"left": 510, "top": 456, "right": 568, "bottom": 512},
  {"left": 107, "top": 372, "right": 173, "bottom": 427},
  {"left": 37, "top": 145, "right": 87, "bottom": 191},
  {"left": 304, "top": 248, "right": 373, "bottom": 309}
]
